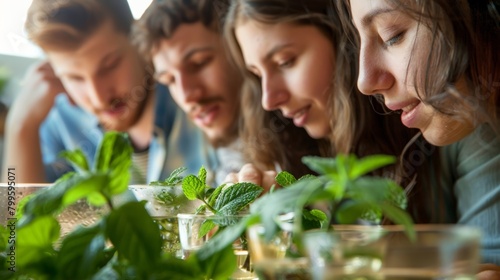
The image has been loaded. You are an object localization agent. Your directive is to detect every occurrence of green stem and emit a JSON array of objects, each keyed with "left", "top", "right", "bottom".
[{"left": 201, "top": 198, "right": 217, "bottom": 214}]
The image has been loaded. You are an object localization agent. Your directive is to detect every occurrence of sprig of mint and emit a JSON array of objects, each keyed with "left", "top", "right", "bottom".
[
  {"left": 196, "top": 154, "right": 414, "bottom": 261},
  {"left": 181, "top": 166, "right": 263, "bottom": 238}
]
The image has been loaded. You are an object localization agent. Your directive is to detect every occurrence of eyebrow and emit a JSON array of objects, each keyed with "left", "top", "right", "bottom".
[
  {"left": 154, "top": 46, "right": 214, "bottom": 78},
  {"left": 361, "top": 8, "right": 396, "bottom": 27},
  {"left": 245, "top": 43, "right": 293, "bottom": 69}
]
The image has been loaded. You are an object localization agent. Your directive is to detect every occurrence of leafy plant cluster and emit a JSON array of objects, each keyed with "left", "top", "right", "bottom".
[
  {"left": 195, "top": 154, "right": 414, "bottom": 261},
  {"left": 0, "top": 131, "right": 412, "bottom": 280},
  {"left": 0, "top": 132, "right": 237, "bottom": 280}
]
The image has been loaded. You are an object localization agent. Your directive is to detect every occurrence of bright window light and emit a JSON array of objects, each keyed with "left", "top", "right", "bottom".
[{"left": 0, "top": 0, "right": 152, "bottom": 58}]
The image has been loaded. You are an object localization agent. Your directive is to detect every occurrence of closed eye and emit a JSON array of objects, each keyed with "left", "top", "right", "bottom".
[{"left": 385, "top": 31, "right": 405, "bottom": 47}]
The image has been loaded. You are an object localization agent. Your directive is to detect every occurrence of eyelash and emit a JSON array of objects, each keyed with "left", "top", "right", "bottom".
[
  {"left": 278, "top": 58, "right": 295, "bottom": 68},
  {"left": 384, "top": 32, "right": 404, "bottom": 47}
]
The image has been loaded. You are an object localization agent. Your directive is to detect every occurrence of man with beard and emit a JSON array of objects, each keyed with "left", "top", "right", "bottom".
[
  {"left": 133, "top": 0, "right": 247, "bottom": 185},
  {"left": 3, "top": 0, "right": 206, "bottom": 183}
]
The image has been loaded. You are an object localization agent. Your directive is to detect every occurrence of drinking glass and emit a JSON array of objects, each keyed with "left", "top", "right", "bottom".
[
  {"left": 304, "top": 225, "right": 481, "bottom": 280},
  {"left": 129, "top": 185, "right": 201, "bottom": 257},
  {"left": 247, "top": 223, "right": 311, "bottom": 280},
  {"left": 0, "top": 184, "right": 107, "bottom": 238},
  {"left": 177, "top": 213, "right": 257, "bottom": 280}
]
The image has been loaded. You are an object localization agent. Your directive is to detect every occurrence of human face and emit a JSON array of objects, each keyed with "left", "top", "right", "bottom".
[
  {"left": 235, "top": 20, "right": 333, "bottom": 139},
  {"left": 47, "top": 20, "right": 148, "bottom": 132},
  {"left": 152, "top": 23, "right": 241, "bottom": 146},
  {"left": 350, "top": 0, "right": 474, "bottom": 146}
]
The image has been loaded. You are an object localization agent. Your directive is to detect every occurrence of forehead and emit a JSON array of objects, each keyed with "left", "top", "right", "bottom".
[
  {"left": 47, "top": 20, "right": 131, "bottom": 73},
  {"left": 151, "top": 22, "right": 221, "bottom": 63}
]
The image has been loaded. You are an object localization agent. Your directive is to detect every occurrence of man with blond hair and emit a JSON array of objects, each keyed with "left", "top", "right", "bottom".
[{"left": 3, "top": 0, "right": 207, "bottom": 183}]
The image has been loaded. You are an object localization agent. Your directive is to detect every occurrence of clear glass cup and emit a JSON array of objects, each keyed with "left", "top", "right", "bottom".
[
  {"left": 177, "top": 213, "right": 257, "bottom": 280},
  {"left": 303, "top": 225, "right": 481, "bottom": 280},
  {"left": 0, "top": 184, "right": 107, "bottom": 238},
  {"left": 247, "top": 223, "right": 312, "bottom": 280},
  {"left": 128, "top": 185, "right": 201, "bottom": 257}
]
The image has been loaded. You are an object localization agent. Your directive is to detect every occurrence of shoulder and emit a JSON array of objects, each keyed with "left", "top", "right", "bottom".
[{"left": 443, "top": 124, "right": 500, "bottom": 175}]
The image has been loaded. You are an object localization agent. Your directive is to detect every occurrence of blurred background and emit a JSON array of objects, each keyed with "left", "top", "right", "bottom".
[{"left": 0, "top": 0, "right": 153, "bottom": 168}]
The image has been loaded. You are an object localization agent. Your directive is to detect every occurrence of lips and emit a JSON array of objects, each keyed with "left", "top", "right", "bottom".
[
  {"left": 283, "top": 105, "right": 310, "bottom": 127},
  {"left": 400, "top": 101, "right": 422, "bottom": 128},
  {"left": 193, "top": 104, "right": 220, "bottom": 127},
  {"left": 102, "top": 101, "right": 127, "bottom": 117}
]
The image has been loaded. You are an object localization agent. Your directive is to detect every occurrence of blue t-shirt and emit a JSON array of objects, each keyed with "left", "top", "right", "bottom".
[{"left": 40, "top": 84, "right": 210, "bottom": 183}]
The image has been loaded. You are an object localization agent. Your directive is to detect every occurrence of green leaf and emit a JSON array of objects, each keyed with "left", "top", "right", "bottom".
[
  {"left": 150, "top": 167, "right": 187, "bottom": 187},
  {"left": 207, "top": 184, "right": 225, "bottom": 207},
  {"left": 198, "top": 244, "right": 236, "bottom": 280},
  {"left": 150, "top": 254, "right": 203, "bottom": 279},
  {"left": 93, "top": 132, "right": 132, "bottom": 196},
  {"left": 379, "top": 202, "right": 415, "bottom": 241},
  {"left": 275, "top": 171, "right": 296, "bottom": 187},
  {"left": 0, "top": 225, "right": 8, "bottom": 252},
  {"left": 196, "top": 215, "right": 259, "bottom": 261},
  {"left": 105, "top": 201, "right": 162, "bottom": 271},
  {"left": 16, "top": 216, "right": 59, "bottom": 267},
  {"left": 57, "top": 222, "right": 109, "bottom": 280},
  {"left": 350, "top": 154, "right": 396, "bottom": 179},
  {"left": 60, "top": 149, "right": 90, "bottom": 172},
  {"left": 302, "top": 209, "right": 327, "bottom": 231},
  {"left": 182, "top": 175, "right": 206, "bottom": 200},
  {"left": 62, "top": 173, "right": 109, "bottom": 206},
  {"left": 198, "top": 166, "right": 207, "bottom": 186},
  {"left": 198, "top": 219, "right": 216, "bottom": 239},
  {"left": 335, "top": 200, "right": 374, "bottom": 224},
  {"left": 302, "top": 156, "right": 338, "bottom": 175},
  {"left": 215, "top": 183, "right": 263, "bottom": 215}
]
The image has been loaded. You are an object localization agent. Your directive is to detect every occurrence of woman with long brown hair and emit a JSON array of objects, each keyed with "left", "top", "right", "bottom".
[{"left": 337, "top": 0, "right": 500, "bottom": 274}]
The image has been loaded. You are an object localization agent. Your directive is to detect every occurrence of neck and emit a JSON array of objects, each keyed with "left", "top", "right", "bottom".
[{"left": 128, "top": 91, "right": 155, "bottom": 151}]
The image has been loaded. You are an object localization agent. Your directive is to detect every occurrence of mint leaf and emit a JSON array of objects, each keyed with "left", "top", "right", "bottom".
[
  {"left": 198, "top": 219, "right": 216, "bottom": 239},
  {"left": 105, "top": 201, "right": 162, "bottom": 271},
  {"left": 17, "top": 216, "right": 60, "bottom": 266},
  {"left": 196, "top": 215, "right": 259, "bottom": 261},
  {"left": 57, "top": 222, "right": 108, "bottom": 279},
  {"left": 335, "top": 200, "right": 374, "bottom": 224},
  {"left": 62, "top": 173, "right": 109, "bottom": 207},
  {"left": 350, "top": 154, "right": 395, "bottom": 179},
  {"left": 198, "top": 244, "right": 236, "bottom": 280},
  {"left": 60, "top": 149, "right": 90, "bottom": 172},
  {"left": 275, "top": 171, "right": 296, "bottom": 187},
  {"left": 151, "top": 254, "right": 203, "bottom": 279},
  {"left": 215, "top": 183, "right": 262, "bottom": 215},
  {"left": 198, "top": 166, "right": 207, "bottom": 185},
  {"left": 182, "top": 175, "right": 206, "bottom": 200},
  {"left": 207, "top": 184, "right": 225, "bottom": 208},
  {"left": 150, "top": 167, "right": 187, "bottom": 186},
  {"left": 302, "top": 156, "right": 338, "bottom": 175},
  {"left": 93, "top": 132, "right": 132, "bottom": 196}
]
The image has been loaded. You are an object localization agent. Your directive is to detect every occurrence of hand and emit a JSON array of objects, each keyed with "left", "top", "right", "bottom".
[
  {"left": 224, "top": 163, "right": 277, "bottom": 194},
  {"left": 9, "top": 60, "right": 67, "bottom": 126},
  {"left": 2, "top": 60, "right": 67, "bottom": 183},
  {"left": 477, "top": 263, "right": 500, "bottom": 280}
]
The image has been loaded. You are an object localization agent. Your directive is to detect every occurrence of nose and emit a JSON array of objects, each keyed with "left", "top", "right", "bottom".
[
  {"left": 357, "top": 44, "right": 394, "bottom": 96},
  {"left": 87, "top": 77, "right": 112, "bottom": 108},
  {"left": 176, "top": 72, "right": 202, "bottom": 103},
  {"left": 261, "top": 73, "right": 288, "bottom": 111}
]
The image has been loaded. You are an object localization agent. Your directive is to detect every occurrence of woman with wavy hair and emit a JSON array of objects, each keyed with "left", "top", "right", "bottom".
[
  {"left": 224, "top": 0, "right": 415, "bottom": 186},
  {"left": 336, "top": 0, "right": 500, "bottom": 274}
]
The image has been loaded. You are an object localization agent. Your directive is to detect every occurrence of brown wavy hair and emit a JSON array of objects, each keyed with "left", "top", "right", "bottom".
[
  {"left": 25, "top": 0, "right": 134, "bottom": 51},
  {"left": 225, "top": 0, "right": 416, "bottom": 178},
  {"left": 337, "top": 0, "right": 500, "bottom": 134}
]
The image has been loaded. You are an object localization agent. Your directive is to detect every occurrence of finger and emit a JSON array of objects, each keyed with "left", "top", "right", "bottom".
[
  {"left": 237, "top": 164, "right": 262, "bottom": 185},
  {"left": 478, "top": 263, "right": 500, "bottom": 273},
  {"left": 477, "top": 271, "right": 500, "bottom": 280},
  {"left": 223, "top": 172, "right": 238, "bottom": 184},
  {"left": 261, "top": 170, "right": 277, "bottom": 193}
]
